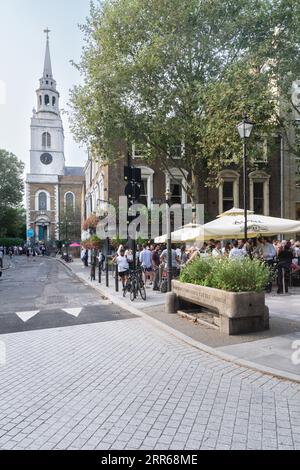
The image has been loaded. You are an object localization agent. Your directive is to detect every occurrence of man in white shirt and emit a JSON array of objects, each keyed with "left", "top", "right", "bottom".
[
  {"left": 229, "top": 240, "right": 247, "bottom": 259},
  {"left": 258, "top": 237, "right": 276, "bottom": 262},
  {"left": 212, "top": 241, "right": 222, "bottom": 258}
]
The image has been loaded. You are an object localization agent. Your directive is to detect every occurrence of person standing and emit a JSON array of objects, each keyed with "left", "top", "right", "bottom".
[
  {"left": 139, "top": 244, "right": 153, "bottom": 286},
  {"left": 113, "top": 248, "right": 129, "bottom": 290},
  {"left": 152, "top": 245, "right": 161, "bottom": 291},
  {"left": 125, "top": 247, "right": 134, "bottom": 270},
  {"left": 0, "top": 247, "right": 3, "bottom": 269},
  {"left": 277, "top": 241, "right": 294, "bottom": 294}
]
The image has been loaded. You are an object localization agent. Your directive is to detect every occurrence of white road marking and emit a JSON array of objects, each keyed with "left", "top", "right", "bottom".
[
  {"left": 16, "top": 311, "right": 40, "bottom": 323},
  {"left": 62, "top": 308, "right": 82, "bottom": 318}
]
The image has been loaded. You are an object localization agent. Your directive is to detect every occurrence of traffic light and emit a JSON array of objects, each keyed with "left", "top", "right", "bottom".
[{"left": 124, "top": 166, "right": 142, "bottom": 183}]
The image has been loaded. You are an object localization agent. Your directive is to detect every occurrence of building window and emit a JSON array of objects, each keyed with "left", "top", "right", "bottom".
[
  {"left": 170, "top": 180, "right": 182, "bottom": 205},
  {"left": 222, "top": 181, "right": 234, "bottom": 212},
  {"left": 38, "top": 192, "right": 47, "bottom": 211},
  {"left": 132, "top": 142, "right": 150, "bottom": 159},
  {"left": 218, "top": 170, "right": 239, "bottom": 214},
  {"left": 52, "top": 96, "right": 56, "bottom": 106},
  {"left": 42, "top": 132, "right": 51, "bottom": 148},
  {"left": 253, "top": 182, "right": 264, "bottom": 214},
  {"left": 249, "top": 171, "right": 270, "bottom": 215},
  {"left": 45, "top": 95, "right": 50, "bottom": 106},
  {"left": 165, "top": 169, "right": 188, "bottom": 205},
  {"left": 168, "top": 142, "right": 185, "bottom": 160},
  {"left": 65, "top": 192, "right": 75, "bottom": 211},
  {"left": 139, "top": 179, "right": 148, "bottom": 207},
  {"left": 39, "top": 96, "right": 42, "bottom": 106}
]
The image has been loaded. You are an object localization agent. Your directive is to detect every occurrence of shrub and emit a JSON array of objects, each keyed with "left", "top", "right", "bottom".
[
  {"left": 180, "top": 257, "right": 270, "bottom": 293},
  {"left": 0, "top": 237, "right": 24, "bottom": 247}
]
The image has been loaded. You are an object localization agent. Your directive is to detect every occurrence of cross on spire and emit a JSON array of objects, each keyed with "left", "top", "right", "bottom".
[{"left": 44, "top": 28, "right": 51, "bottom": 40}]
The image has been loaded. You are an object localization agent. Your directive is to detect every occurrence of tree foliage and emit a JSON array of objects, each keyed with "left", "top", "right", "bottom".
[
  {"left": 69, "top": 0, "right": 300, "bottom": 203},
  {"left": 0, "top": 149, "right": 25, "bottom": 238}
]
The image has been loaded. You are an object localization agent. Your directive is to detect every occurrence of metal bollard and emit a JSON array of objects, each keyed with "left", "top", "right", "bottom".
[
  {"left": 106, "top": 259, "right": 109, "bottom": 287},
  {"left": 115, "top": 263, "right": 119, "bottom": 292},
  {"left": 98, "top": 262, "right": 102, "bottom": 284}
]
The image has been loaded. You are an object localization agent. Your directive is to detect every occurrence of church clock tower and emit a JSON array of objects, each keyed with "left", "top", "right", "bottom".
[
  {"left": 26, "top": 30, "right": 84, "bottom": 246},
  {"left": 26, "top": 30, "right": 65, "bottom": 243},
  {"left": 30, "top": 28, "right": 65, "bottom": 176}
]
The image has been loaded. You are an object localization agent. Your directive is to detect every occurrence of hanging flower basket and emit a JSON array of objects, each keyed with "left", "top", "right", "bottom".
[
  {"left": 82, "top": 235, "right": 102, "bottom": 250},
  {"left": 82, "top": 214, "right": 99, "bottom": 232}
]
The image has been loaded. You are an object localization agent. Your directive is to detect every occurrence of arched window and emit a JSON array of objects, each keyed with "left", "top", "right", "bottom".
[
  {"left": 38, "top": 192, "right": 47, "bottom": 211},
  {"left": 52, "top": 96, "right": 56, "bottom": 106},
  {"left": 42, "top": 132, "right": 51, "bottom": 148},
  {"left": 65, "top": 192, "right": 75, "bottom": 211},
  {"left": 44, "top": 95, "right": 50, "bottom": 106}
]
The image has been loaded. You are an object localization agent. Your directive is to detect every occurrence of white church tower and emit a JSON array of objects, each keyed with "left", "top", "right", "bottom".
[
  {"left": 26, "top": 29, "right": 84, "bottom": 245},
  {"left": 30, "top": 28, "right": 65, "bottom": 176}
]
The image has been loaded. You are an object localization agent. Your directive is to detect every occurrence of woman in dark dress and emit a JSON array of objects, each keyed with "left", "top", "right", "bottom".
[{"left": 277, "top": 241, "right": 294, "bottom": 293}]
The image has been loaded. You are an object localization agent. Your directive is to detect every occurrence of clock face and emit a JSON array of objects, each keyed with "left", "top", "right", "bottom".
[{"left": 40, "top": 153, "right": 53, "bottom": 165}]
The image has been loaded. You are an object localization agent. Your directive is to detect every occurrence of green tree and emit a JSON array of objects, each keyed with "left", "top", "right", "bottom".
[
  {"left": 0, "top": 149, "right": 25, "bottom": 238},
  {"left": 69, "top": 0, "right": 300, "bottom": 204}
]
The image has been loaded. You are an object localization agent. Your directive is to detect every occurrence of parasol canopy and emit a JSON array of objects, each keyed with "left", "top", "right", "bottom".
[{"left": 203, "top": 209, "right": 300, "bottom": 240}]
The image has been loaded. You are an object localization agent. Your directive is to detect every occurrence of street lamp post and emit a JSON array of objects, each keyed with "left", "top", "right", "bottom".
[
  {"left": 165, "top": 185, "right": 172, "bottom": 292},
  {"left": 237, "top": 115, "right": 254, "bottom": 241}
]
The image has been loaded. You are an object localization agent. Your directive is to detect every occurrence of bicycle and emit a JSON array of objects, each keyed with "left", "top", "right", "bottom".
[{"left": 123, "top": 267, "right": 146, "bottom": 301}]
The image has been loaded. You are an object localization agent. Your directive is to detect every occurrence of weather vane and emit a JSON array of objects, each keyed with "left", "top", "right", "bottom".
[{"left": 44, "top": 28, "right": 51, "bottom": 40}]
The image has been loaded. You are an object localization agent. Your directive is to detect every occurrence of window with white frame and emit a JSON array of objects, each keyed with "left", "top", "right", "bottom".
[
  {"left": 218, "top": 170, "right": 239, "bottom": 214},
  {"left": 35, "top": 190, "right": 50, "bottom": 212},
  {"left": 132, "top": 142, "right": 150, "bottom": 159},
  {"left": 253, "top": 182, "right": 264, "bottom": 214},
  {"left": 135, "top": 167, "right": 154, "bottom": 207},
  {"left": 222, "top": 181, "right": 234, "bottom": 212},
  {"left": 39, "top": 192, "right": 47, "bottom": 211},
  {"left": 139, "top": 179, "right": 148, "bottom": 207},
  {"left": 165, "top": 169, "right": 188, "bottom": 205},
  {"left": 249, "top": 171, "right": 270, "bottom": 215}
]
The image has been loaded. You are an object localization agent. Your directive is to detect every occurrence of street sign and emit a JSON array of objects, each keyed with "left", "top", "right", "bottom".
[{"left": 27, "top": 229, "right": 34, "bottom": 238}]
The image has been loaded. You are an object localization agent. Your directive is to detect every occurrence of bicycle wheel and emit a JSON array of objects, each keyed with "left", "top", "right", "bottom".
[
  {"left": 130, "top": 279, "right": 137, "bottom": 302},
  {"left": 139, "top": 284, "right": 146, "bottom": 301}
]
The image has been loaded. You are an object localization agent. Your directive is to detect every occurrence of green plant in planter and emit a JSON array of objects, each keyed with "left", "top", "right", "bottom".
[{"left": 180, "top": 257, "right": 270, "bottom": 293}]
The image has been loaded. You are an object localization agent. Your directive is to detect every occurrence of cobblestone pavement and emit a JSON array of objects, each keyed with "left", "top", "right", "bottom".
[{"left": 1, "top": 258, "right": 300, "bottom": 450}]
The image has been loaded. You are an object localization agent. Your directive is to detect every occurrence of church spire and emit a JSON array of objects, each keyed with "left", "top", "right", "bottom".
[
  {"left": 43, "top": 28, "right": 53, "bottom": 78},
  {"left": 36, "top": 28, "right": 60, "bottom": 115}
]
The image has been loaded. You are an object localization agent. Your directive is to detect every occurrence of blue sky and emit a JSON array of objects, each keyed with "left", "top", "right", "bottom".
[{"left": 0, "top": 0, "right": 92, "bottom": 172}]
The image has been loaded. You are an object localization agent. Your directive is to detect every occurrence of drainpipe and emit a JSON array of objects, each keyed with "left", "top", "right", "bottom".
[{"left": 280, "top": 133, "right": 284, "bottom": 220}]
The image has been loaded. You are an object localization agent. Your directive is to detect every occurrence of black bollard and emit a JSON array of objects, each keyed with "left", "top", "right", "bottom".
[
  {"left": 115, "top": 262, "right": 119, "bottom": 292},
  {"left": 98, "top": 261, "right": 102, "bottom": 284},
  {"left": 106, "top": 257, "right": 109, "bottom": 287}
]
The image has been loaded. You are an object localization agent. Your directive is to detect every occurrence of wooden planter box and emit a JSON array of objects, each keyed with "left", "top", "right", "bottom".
[{"left": 170, "top": 280, "right": 269, "bottom": 335}]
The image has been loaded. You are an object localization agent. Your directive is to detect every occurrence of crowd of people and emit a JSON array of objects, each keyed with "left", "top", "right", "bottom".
[
  {"left": 109, "top": 237, "right": 300, "bottom": 294},
  {"left": 0, "top": 244, "right": 47, "bottom": 262}
]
